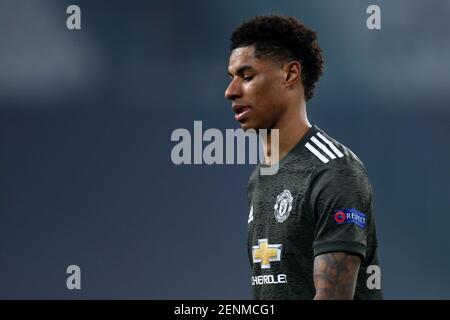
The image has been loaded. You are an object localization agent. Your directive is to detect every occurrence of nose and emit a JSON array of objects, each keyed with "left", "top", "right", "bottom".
[{"left": 224, "top": 79, "right": 242, "bottom": 101}]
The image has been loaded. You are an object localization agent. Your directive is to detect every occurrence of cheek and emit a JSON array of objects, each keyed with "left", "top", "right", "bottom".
[
  {"left": 254, "top": 80, "right": 284, "bottom": 112},
  {"left": 248, "top": 78, "right": 280, "bottom": 103}
]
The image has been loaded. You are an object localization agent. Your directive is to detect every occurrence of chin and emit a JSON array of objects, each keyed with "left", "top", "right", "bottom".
[
  {"left": 239, "top": 121, "right": 256, "bottom": 132},
  {"left": 240, "top": 120, "right": 270, "bottom": 132}
]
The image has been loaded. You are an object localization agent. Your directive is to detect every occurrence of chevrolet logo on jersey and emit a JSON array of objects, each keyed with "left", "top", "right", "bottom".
[{"left": 252, "top": 239, "right": 282, "bottom": 269}]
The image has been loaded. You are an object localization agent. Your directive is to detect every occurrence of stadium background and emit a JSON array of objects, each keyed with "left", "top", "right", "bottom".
[{"left": 0, "top": 0, "right": 449, "bottom": 299}]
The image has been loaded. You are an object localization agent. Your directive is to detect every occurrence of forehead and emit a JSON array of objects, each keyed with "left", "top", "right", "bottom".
[
  {"left": 228, "top": 46, "right": 267, "bottom": 72},
  {"left": 229, "top": 46, "right": 256, "bottom": 63}
]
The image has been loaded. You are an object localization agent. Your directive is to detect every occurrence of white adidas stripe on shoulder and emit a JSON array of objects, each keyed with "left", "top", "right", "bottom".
[
  {"left": 316, "top": 132, "right": 344, "bottom": 158},
  {"left": 305, "top": 132, "right": 344, "bottom": 163},
  {"left": 305, "top": 142, "right": 329, "bottom": 163}
]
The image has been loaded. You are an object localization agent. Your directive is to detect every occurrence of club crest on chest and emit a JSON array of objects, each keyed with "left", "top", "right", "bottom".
[{"left": 273, "top": 189, "right": 293, "bottom": 223}]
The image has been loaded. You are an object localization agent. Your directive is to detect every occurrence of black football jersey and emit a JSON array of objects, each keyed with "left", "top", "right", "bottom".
[{"left": 247, "top": 125, "right": 383, "bottom": 299}]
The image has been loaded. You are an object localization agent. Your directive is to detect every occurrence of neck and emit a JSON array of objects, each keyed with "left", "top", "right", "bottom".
[{"left": 262, "top": 100, "right": 311, "bottom": 165}]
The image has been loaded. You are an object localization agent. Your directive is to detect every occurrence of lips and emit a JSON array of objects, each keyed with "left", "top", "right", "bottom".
[{"left": 232, "top": 105, "right": 251, "bottom": 121}]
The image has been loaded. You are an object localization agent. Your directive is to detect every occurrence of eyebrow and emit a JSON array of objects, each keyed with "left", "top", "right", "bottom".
[{"left": 227, "top": 65, "right": 255, "bottom": 77}]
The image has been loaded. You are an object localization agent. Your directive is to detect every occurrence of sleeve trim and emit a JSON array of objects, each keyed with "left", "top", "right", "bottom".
[{"left": 313, "top": 241, "right": 366, "bottom": 261}]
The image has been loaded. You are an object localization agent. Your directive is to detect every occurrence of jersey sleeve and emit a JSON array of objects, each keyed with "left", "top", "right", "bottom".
[{"left": 309, "top": 161, "right": 373, "bottom": 261}]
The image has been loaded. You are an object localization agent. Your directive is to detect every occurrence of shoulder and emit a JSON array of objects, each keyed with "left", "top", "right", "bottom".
[
  {"left": 304, "top": 127, "right": 372, "bottom": 193},
  {"left": 304, "top": 126, "right": 362, "bottom": 165},
  {"left": 304, "top": 126, "right": 368, "bottom": 175}
]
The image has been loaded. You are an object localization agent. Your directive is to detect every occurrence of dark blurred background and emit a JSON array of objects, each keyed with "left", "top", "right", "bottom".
[{"left": 0, "top": 0, "right": 449, "bottom": 299}]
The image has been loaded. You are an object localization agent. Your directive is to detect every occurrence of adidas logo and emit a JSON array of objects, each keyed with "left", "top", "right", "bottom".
[{"left": 305, "top": 132, "right": 344, "bottom": 163}]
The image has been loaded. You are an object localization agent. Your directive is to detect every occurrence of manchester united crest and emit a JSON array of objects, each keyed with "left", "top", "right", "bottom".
[{"left": 273, "top": 189, "right": 293, "bottom": 223}]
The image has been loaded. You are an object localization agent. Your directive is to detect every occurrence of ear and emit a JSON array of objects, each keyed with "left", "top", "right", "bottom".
[{"left": 283, "top": 61, "right": 301, "bottom": 88}]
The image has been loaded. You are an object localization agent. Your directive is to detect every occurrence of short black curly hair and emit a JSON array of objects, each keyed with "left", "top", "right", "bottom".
[{"left": 230, "top": 14, "right": 324, "bottom": 101}]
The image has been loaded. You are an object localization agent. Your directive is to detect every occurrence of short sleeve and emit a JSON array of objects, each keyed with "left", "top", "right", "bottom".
[{"left": 309, "top": 162, "right": 373, "bottom": 261}]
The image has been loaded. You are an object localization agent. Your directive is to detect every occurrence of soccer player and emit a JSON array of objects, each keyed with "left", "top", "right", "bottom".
[{"left": 225, "top": 15, "right": 383, "bottom": 300}]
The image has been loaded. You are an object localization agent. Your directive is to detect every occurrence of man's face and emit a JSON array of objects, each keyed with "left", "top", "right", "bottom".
[{"left": 225, "top": 46, "right": 288, "bottom": 131}]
